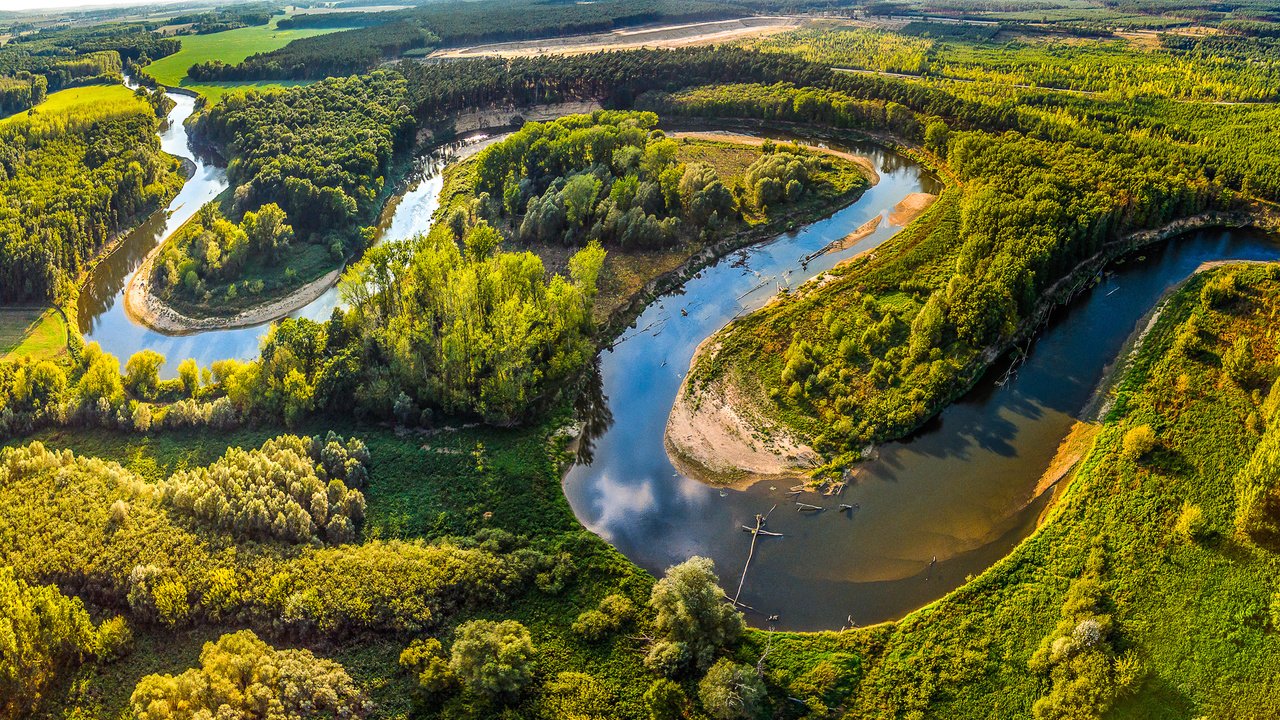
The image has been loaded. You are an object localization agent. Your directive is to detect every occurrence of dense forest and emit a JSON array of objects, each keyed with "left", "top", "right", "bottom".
[
  {"left": 0, "top": 24, "right": 179, "bottom": 115},
  {"left": 8, "top": 2, "right": 1280, "bottom": 718},
  {"left": 0, "top": 86, "right": 184, "bottom": 304}
]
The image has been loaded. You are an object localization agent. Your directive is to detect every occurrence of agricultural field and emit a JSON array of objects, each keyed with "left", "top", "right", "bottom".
[{"left": 141, "top": 17, "right": 351, "bottom": 100}]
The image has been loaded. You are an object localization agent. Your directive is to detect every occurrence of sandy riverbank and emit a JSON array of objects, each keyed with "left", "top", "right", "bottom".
[
  {"left": 124, "top": 253, "right": 342, "bottom": 334},
  {"left": 665, "top": 336, "right": 821, "bottom": 488},
  {"left": 428, "top": 16, "right": 803, "bottom": 59}
]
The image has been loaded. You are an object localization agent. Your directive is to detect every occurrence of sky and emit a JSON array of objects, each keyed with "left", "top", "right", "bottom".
[{"left": 3, "top": 0, "right": 183, "bottom": 11}]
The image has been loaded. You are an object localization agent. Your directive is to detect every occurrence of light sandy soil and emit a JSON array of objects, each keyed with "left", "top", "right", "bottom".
[
  {"left": 888, "top": 192, "right": 936, "bottom": 226},
  {"left": 428, "top": 16, "right": 805, "bottom": 59},
  {"left": 1035, "top": 421, "right": 1101, "bottom": 499},
  {"left": 825, "top": 215, "right": 882, "bottom": 256},
  {"left": 125, "top": 255, "right": 342, "bottom": 334},
  {"left": 665, "top": 337, "right": 821, "bottom": 487},
  {"left": 669, "top": 131, "right": 881, "bottom": 183},
  {"left": 440, "top": 100, "right": 604, "bottom": 138}
]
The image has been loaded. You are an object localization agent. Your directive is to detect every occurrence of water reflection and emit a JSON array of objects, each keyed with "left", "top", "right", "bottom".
[
  {"left": 77, "top": 84, "right": 501, "bottom": 376},
  {"left": 563, "top": 130, "right": 1280, "bottom": 630}
]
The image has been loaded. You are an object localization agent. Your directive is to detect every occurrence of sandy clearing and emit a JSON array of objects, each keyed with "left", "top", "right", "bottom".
[
  {"left": 669, "top": 131, "right": 881, "bottom": 184},
  {"left": 428, "top": 16, "right": 804, "bottom": 59},
  {"left": 888, "top": 191, "right": 936, "bottom": 226},
  {"left": 665, "top": 336, "right": 820, "bottom": 488}
]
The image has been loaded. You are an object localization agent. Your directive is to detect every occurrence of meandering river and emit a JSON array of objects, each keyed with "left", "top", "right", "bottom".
[
  {"left": 77, "top": 84, "right": 496, "bottom": 375},
  {"left": 81, "top": 88, "right": 1280, "bottom": 631},
  {"left": 562, "top": 131, "right": 1280, "bottom": 631}
]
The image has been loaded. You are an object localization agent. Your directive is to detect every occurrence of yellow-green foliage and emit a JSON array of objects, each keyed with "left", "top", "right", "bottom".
[
  {"left": 0, "top": 438, "right": 518, "bottom": 636},
  {"left": 0, "top": 84, "right": 183, "bottom": 303},
  {"left": 130, "top": 629, "right": 370, "bottom": 720},
  {"left": 162, "top": 434, "right": 366, "bottom": 544},
  {"left": 739, "top": 26, "right": 932, "bottom": 74},
  {"left": 0, "top": 568, "right": 98, "bottom": 720}
]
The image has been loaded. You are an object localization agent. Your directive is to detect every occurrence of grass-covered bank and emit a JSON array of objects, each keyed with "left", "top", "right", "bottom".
[{"left": 748, "top": 261, "right": 1280, "bottom": 717}]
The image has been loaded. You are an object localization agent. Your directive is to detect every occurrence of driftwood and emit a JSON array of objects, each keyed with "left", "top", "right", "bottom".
[
  {"left": 733, "top": 505, "right": 778, "bottom": 606},
  {"left": 796, "top": 502, "right": 823, "bottom": 512}
]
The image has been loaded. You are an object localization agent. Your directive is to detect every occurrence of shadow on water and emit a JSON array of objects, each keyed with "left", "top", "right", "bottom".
[{"left": 562, "top": 130, "right": 1280, "bottom": 630}]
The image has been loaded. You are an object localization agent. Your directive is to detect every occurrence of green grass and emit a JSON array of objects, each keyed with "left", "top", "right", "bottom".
[
  {"left": 0, "top": 84, "right": 144, "bottom": 126},
  {"left": 143, "top": 18, "right": 351, "bottom": 101},
  {"left": 0, "top": 307, "right": 66, "bottom": 361}
]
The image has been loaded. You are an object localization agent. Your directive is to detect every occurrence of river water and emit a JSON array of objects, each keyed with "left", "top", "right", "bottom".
[
  {"left": 562, "top": 133, "right": 1280, "bottom": 631},
  {"left": 78, "top": 93, "right": 1280, "bottom": 631},
  {"left": 76, "top": 85, "right": 496, "bottom": 375}
]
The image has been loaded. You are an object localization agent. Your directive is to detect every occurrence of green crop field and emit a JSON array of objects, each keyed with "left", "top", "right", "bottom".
[
  {"left": 0, "top": 83, "right": 142, "bottom": 126},
  {"left": 0, "top": 307, "right": 66, "bottom": 361},
  {"left": 143, "top": 18, "right": 351, "bottom": 101}
]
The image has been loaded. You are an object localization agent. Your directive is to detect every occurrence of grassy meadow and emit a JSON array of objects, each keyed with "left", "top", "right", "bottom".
[
  {"left": 0, "top": 307, "right": 66, "bottom": 361},
  {"left": 143, "top": 18, "right": 351, "bottom": 101},
  {"left": 0, "top": 83, "right": 146, "bottom": 126}
]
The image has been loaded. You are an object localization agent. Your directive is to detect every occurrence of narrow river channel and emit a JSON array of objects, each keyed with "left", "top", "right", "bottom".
[
  {"left": 562, "top": 131, "right": 1280, "bottom": 631},
  {"left": 77, "top": 82, "right": 496, "bottom": 375}
]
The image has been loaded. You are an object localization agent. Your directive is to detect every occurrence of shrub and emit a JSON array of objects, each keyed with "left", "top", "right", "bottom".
[
  {"left": 572, "top": 593, "right": 636, "bottom": 641},
  {"left": 1121, "top": 425, "right": 1157, "bottom": 460},
  {"left": 449, "top": 619, "right": 536, "bottom": 700},
  {"left": 94, "top": 616, "right": 134, "bottom": 662},
  {"left": 130, "top": 630, "right": 370, "bottom": 720},
  {"left": 698, "top": 658, "right": 766, "bottom": 720},
  {"left": 645, "top": 678, "right": 689, "bottom": 720},
  {"left": 1173, "top": 501, "right": 1208, "bottom": 542},
  {"left": 400, "top": 638, "right": 456, "bottom": 694}
]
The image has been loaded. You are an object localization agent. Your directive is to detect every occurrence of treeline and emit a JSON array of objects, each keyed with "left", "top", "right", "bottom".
[
  {"left": 0, "top": 24, "right": 180, "bottom": 114},
  {"left": 0, "top": 87, "right": 184, "bottom": 303},
  {"left": 205, "top": 0, "right": 748, "bottom": 80},
  {"left": 189, "top": 72, "right": 412, "bottom": 275},
  {"left": 187, "top": 20, "right": 440, "bottom": 81},
  {"left": 640, "top": 81, "right": 923, "bottom": 140},
  {"left": 1, "top": 231, "right": 602, "bottom": 431},
  {"left": 165, "top": 5, "right": 275, "bottom": 34}
]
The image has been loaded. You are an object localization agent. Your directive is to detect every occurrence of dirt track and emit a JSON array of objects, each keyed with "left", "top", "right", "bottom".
[{"left": 428, "top": 16, "right": 805, "bottom": 59}]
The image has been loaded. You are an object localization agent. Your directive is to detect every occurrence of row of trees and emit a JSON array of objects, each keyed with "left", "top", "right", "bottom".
[{"left": 0, "top": 86, "right": 184, "bottom": 303}]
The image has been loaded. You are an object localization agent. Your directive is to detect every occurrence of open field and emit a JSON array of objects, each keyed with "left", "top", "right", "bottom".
[
  {"left": 428, "top": 16, "right": 804, "bottom": 59},
  {"left": 143, "top": 18, "right": 350, "bottom": 100},
  {"left": 0, "top": 307, "right": 66, "bottom": 360},
  {"left": 0, "top": 83, "right": 141, "bottom": 126}
]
